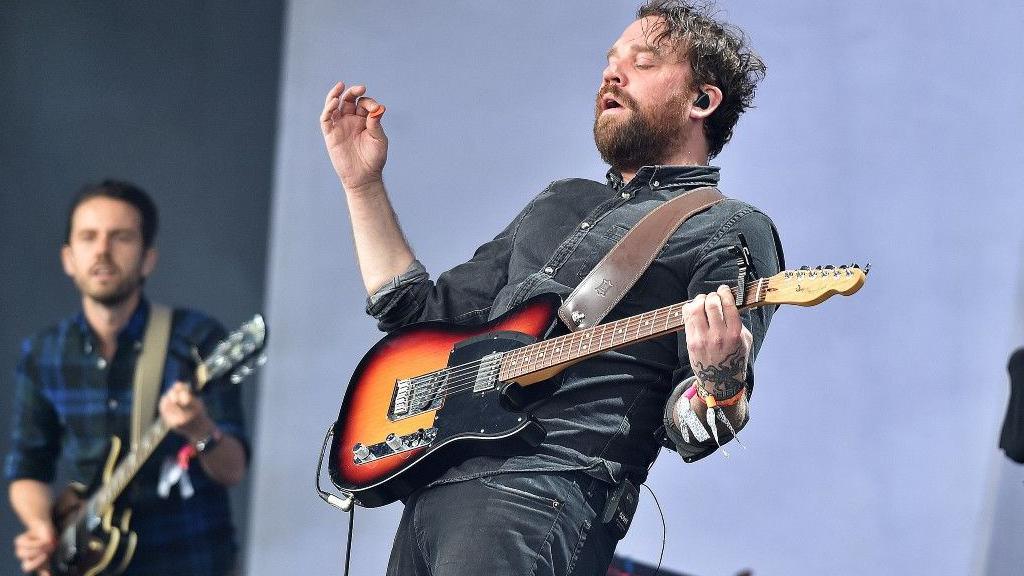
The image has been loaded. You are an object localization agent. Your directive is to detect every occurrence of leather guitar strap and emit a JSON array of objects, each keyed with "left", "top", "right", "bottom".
[
  {"left": 131, "top": 304, "right": 172, "bottom": 449},
  {"left": 558, "top": 187, "right": 725, "bottom": 330}
]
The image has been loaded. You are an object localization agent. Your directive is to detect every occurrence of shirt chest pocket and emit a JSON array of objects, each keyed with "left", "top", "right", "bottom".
[{"left": 574, "top": 223, "right": 631, "bottom": 279}]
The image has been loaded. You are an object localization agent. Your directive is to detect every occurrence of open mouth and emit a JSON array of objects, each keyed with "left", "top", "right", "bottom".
[{"left": 601, "top": 95, "right": 624, "bottom": 112}]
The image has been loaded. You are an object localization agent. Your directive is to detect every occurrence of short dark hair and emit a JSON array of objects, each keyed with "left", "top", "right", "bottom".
[
  {"left": 64, "top": 179, "right": 159, "bottom": 248},
  {"left": 637, "top": 0, "right": 766, "bottom": 159}
]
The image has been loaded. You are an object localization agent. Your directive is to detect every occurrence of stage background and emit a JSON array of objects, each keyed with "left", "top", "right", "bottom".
[
  {"left": 4, "top": 2, "right": 1023, "bottom": 575},
  {"left": 250, "top": 1, "right": 1024, "bottom": 575},
  {"left": 0, "top": 2, "right": 282, "bottom": 574}
]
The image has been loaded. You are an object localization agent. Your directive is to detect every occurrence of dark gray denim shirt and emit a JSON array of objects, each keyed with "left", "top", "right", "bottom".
[{"left": 367, "top": 165, "right": 782, "bottom": 485}]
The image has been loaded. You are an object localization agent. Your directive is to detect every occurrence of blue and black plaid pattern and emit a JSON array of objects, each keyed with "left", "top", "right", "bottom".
[{"left": 5, "top": 299, "right": 247, "bottom": 576}]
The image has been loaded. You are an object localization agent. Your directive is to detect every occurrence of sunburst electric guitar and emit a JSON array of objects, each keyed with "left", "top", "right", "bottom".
[
  {"left": 323, "top": 265, "right": 867, "bottom": 508},
  {"left": 50, "top": 315, "right": 267, "bottom": 576}
]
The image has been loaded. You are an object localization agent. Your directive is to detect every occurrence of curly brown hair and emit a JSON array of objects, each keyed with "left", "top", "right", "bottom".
[{"left": 637, "top": 0, "right": 765, "bottom": 159}]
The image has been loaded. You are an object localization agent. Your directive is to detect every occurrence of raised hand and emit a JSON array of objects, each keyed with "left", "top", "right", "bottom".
[
  {"left": 320, "top": 82, "right": 389, "bottom": 195},
  {"left": 683, "top": 284, "right": 752, "bottom": 400}
]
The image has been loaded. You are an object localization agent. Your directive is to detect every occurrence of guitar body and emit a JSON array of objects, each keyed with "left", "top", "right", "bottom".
[
  {"left": 52, "top": 436, "right": 137, "bottom": 576},
  {"left": 325, "top": 265, "right": 869, "bottom": 509},
  {"left": 329, "top": 293, "right": 561, "bottom": 507}
]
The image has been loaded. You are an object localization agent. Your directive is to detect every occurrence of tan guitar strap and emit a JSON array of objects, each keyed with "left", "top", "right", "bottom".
[
  {"left": 131, "top": 304, "right": 172, "bottom": 449},
  {"left": 558, "top": 186, "right": 725, "bottom": 331}
]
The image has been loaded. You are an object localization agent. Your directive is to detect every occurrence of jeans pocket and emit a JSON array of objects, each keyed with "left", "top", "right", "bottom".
[{"left": 478, "top": 473, "right": 564, "bottom": 509}]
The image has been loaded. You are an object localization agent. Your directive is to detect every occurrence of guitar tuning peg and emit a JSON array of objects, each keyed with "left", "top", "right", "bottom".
[
  {"left": 813, "top": 265, "right": 822, "bottom": 270},
  {"left": 863, "top": 263, "right": 871, "bottom": 275},
  {"left": 256, "top": 355, "right": 268, "bottom": 366},
  {"left": 823, "top": 265, "right": 835, "bottom": 270},
  {"left": 230, "top": 373, "right": 244, "bottom": 384},
  {"left": 799, "top": 266, "right": 810, "bottom": 270},
  {"left": 838, "top": 264, "right": 848, "bottom": 269}
]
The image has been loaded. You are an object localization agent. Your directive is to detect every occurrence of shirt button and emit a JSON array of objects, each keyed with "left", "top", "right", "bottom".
[
  {"left": 107, "top": 398, "right": 119, "bottom": 410},
  {"left": 580, "top": 222, "right": 591, "bottom": 230},
  {"left": 621, "top": 192, "right": 630, "bottom": 199},
  {"left": 652, "top": 180, "right": 660, "bottom": 187},
  {"left": 96, "top": 358, "right": 107, "bottom": 369},
  {"left": 543, "top": 267, "right": 554, "bottom": 274}
]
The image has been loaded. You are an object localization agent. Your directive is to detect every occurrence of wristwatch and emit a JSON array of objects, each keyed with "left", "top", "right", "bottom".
[{"left": 194, "top": 427, "right": 223, "bottom": 455}]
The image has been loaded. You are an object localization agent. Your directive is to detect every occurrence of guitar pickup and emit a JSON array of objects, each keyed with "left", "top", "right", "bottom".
[
  {"left": 472, "top": 352, "right": 502, "bottom": 393},
  {"left": 352, "top": 427, "right": 437, "bottom": 465}
]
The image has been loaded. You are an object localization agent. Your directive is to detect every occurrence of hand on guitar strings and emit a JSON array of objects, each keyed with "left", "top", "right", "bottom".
[
  {"left": 159, "top": 382, "right": 217, "bottom": 443},
  {"left": 683, "top": 284, "right": 752, "bottom": 401}
]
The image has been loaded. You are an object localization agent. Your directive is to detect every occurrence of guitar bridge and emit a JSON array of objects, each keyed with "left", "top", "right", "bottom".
[{"left": 390, "top": 370, "right": 447, "bottom": 420}]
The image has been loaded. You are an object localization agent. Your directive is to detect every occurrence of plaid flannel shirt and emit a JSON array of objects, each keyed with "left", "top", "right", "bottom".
[{"left": 5, "top": 299, "right": 248, "bottom": 576}]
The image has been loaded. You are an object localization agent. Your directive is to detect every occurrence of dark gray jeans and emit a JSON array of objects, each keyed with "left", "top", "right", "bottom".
[{"left": 386, "top": 471, "right": 616, "bottom": 576}]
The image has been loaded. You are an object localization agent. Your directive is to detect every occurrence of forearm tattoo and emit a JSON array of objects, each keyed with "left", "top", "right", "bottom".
[{"left": 693, "top": 349, "right": 747, "bottom": 399}]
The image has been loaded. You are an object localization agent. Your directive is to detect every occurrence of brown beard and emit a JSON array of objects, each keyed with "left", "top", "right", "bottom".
[
  {"left": 593, "top": 87, "right": 686, "bottom": 173},
  {"left": 78, "top": 258, "right": 145, "bottom": 307}
]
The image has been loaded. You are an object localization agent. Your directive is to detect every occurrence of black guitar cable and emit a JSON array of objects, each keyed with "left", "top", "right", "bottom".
[
  {"left": 343, "top": 506, "right": 355, "bottom": 576},
  {"left": 314, "top": 425, "right": 357, "bottom": 575},
  {"left": 640, "top": 482, "right": 667, "bottom": 576}
]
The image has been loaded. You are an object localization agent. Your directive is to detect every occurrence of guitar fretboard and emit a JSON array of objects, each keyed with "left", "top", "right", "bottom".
[
  {"left": 498, "top": 279, "right": 768, "bottom": 383},
  {"left": 90, "top": 419, "right": 172, "bottom": 513}
]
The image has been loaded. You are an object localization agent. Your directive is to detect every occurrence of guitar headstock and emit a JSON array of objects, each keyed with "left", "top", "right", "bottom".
[
  {"left": 200, "top": 314, "right": 268, "bottom": 386},
  {"left": 759, "top": 264, "right": 868, "bottom": 307}
]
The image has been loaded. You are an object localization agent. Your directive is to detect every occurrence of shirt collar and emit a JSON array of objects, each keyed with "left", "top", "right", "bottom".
[
  {"left": 74, "top": 297, "right": 150, "bottom": 347},
  {"left": 605, "top": 165, "right": 720, "bottom": 197}
]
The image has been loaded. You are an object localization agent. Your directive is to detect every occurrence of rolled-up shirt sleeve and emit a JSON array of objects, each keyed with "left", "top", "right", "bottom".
[
  {"left": 664, "top": 208, "right": 783, "bottom": 462},
  {"left": 4, "top": 339, "right": 63, "bottom": 482},
  {"left": 365, "top": 193, "right": 540, "bottom": 332}
]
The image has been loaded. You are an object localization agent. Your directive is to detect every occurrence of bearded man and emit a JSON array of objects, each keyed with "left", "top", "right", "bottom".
[{"left": 321, "top": 1, "right": 782, "bottom": 574}]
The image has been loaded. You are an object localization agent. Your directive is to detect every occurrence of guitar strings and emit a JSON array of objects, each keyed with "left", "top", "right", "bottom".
[
  {"left": 368, "top": 280, "right": 769, "bottom": 412},
  {"left": 397, "top": 280, "right": 768, "bottom": 408},
  {"left": 387, "top": 302, "right": 695, "bottom": 412},
  {"left": 403, "top": 305, "right": 686, "bottom": 404},
  {"left": 374, "top": 283, "right": 758, "bottom": 412}
]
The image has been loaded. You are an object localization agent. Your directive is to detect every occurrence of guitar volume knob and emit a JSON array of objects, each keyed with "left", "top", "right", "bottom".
[
  {"left": 352, "top": 443, "right": 370, "bottom": 462},
  {"left": 385, "top": 433, "right": 403, "bottom": 451}
]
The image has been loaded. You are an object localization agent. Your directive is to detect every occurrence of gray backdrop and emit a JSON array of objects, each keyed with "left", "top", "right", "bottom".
[
  {"left": 4, "top": 1, "right": 1023, "bottom": 575},
  {"left": 251, "top": 1, "right": 1024, "bottom": 575},
  {"left": 0, "top": 2, "right": 282, "bottom": 575}
]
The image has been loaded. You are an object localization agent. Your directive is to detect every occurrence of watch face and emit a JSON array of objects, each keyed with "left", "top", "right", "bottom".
[{"left": 196, "top": 430, "right": 222, "bottom": 453}]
